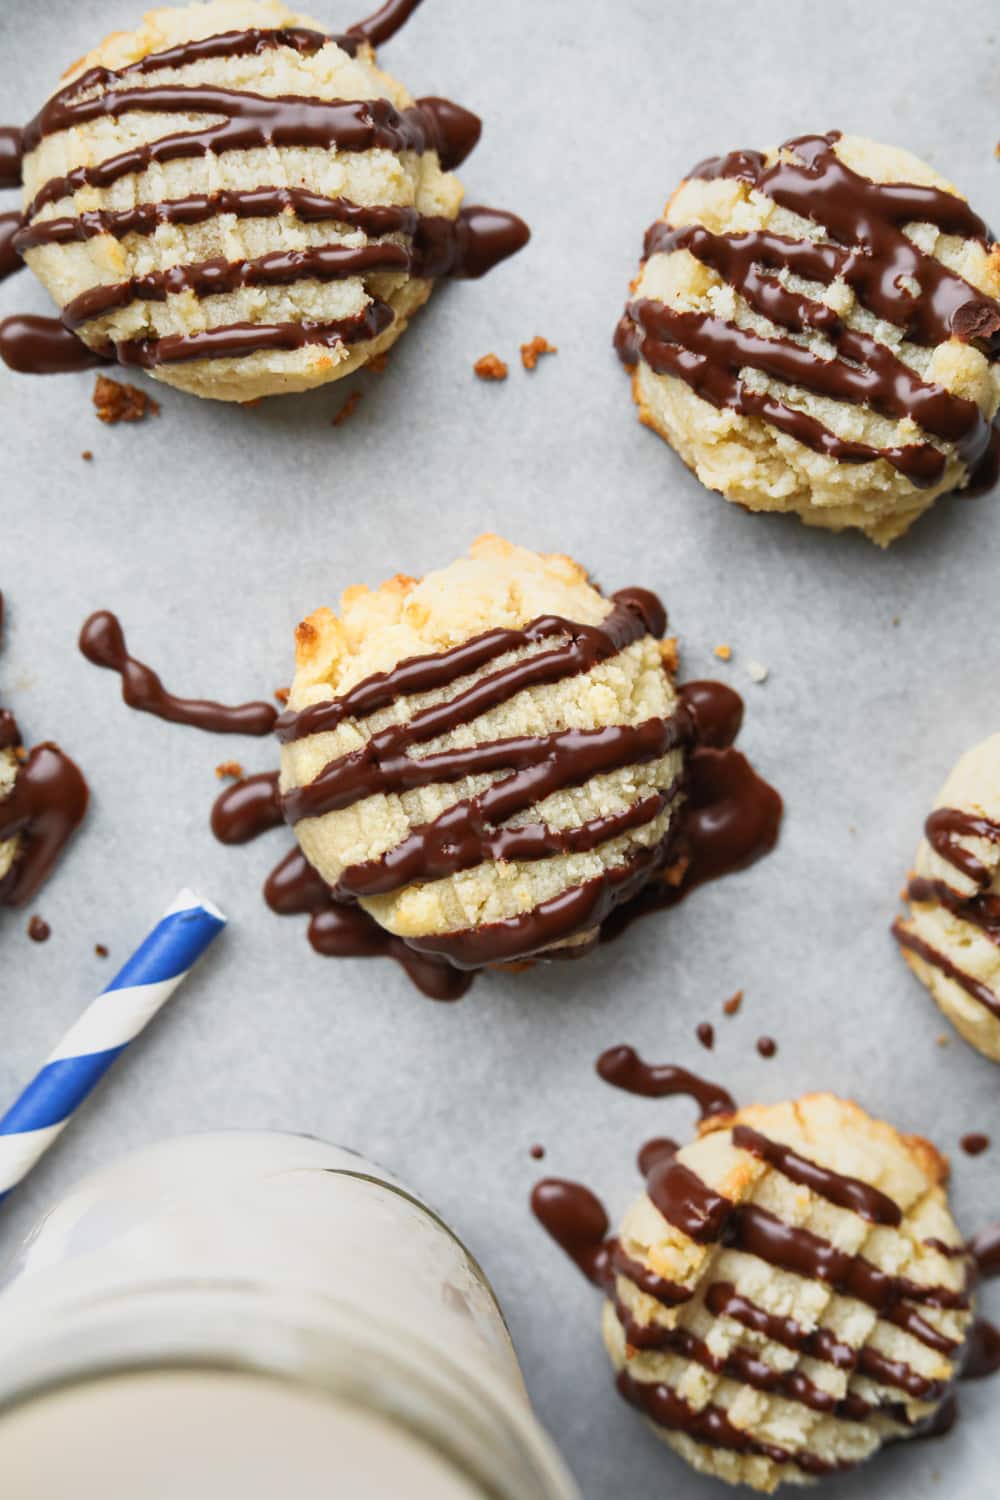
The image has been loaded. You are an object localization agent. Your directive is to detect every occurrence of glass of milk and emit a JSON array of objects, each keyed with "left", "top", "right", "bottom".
[{"left": 0, "top": 1133, "right": 579, "bottom": 1500}]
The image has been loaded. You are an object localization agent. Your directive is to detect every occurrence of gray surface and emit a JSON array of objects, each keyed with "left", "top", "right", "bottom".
[{"left": 1, "top": 0, "right": 999, "bottom": 1494}]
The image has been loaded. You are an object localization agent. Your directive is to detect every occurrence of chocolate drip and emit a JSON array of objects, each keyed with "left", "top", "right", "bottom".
[
  {"left": 15, "top": 191, "right": 419, "bottom": 253},
  {"left": 263, "top": 849, "right": 471, "bottom": 1001},
  {"left": 645, "top": 1158, "right": 734, "bottom": 1243},
  {"left": 278, "top": 592, "right": 660, "bottom": 745},
  {"left": 729, "top": 1203, "right": 968, "bottom": 1313},
  {"left": 0, "top": 126, "right": 22, "bottom": 188},
  {"left": 0, "top": 212, "right": 23, "bottom": 282},
  {"left": 0, "top": 710, "right": 20, "bottom": 751},
  {"left": 610, "top": 1242, "right": 691, "bottom": 1305},
  {"left": 705, "top": 1283, "right": 857, "bottom": 1371},
  {"left": 595, "top": 1044, "right": 735, "bottom": 1120},
  {"left": 62, "top": 242, "right": 411, "bottom": 329},
  {"left": 623, "top": 300, "right": 966, "bottom": 486},
  {"left": 925, "top": 806, "right": 1000, "bottom": 887},
  {"left": 412, "top": 206, "right": 531, "bottom": 279},
  {"left": 623, "top": 129, "right": 1000, "bottom": 491},
  {"left": 79, "top": 612, "right": 278, "bottom": 735},
  {"left": 0, "top": 315, "right": 107, "bottom": 375},
  {"left": 413, "top": 97, "right": 482, "bottom": 173},
  {"left": 114, "top": 301, "right": 394, "bottom": 370},
  {"left": 961, "top": 1133, "right": 990, "bottom": 1156},
  {"left": 962, "top": 1319, "right": 1000, "bottom": 1380},
  {"left": 0, "top": 744, "right": 89, "bottom": 907},
  {"left": 23, "top": 29, "right": 334, "bottom": 154},
  {"left": 530, "top": 1179, "right": 613, "bottom": 1289},
  {"left": 969, "top": 1222, "right": 1000, "bottom": 1279},
  {"left": 347, "top": 0, "right": 425, "bottom": 47},
  {"left": 616, "top": 1370, "right": 843, "bottom": 1477},
  {"left": 905, "top": 877, "right": 1000, "bottom": 941},
  {"left": 337, "top": 789, "right": 673, "bottom": 899},
  {"left": 892, "top": 917, "right": 1000, "bottom": 1018},
  {"left": 674, "top": 679, "right": 742, "bottom": 748},
  {"left": 731, "top": 1124, "right": 902, "bottom": 1226},
  {"left": 211, "top": 773, "right": 282, "bottom": 844},
  {"left": 637, "top": 1138, "right": 678, "bottom": 1176},
  {"left": 284, "top": 716, "right": 684, "bottom": 830},
  {"left": 23, "top": 86, "right": 469, "bottom": 223}
]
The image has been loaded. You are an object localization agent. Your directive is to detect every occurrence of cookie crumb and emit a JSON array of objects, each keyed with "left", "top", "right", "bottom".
[
  {"left": 892, "top": 615, "right": 901, "bottom": 627},
  {"left": 723, "top": 989, "right": 743, "bottom": 1016},
  {"left": 713, "top": 643, "right": 732, "bottom": 661},
  {"left": 936, "top": 1032, "right": 951, "bottom": 1047},
  {"left": 274, "top": 686, "right": 290, "bottom": 705},
  {"left": 28, "top": 914, "right": 51, "bottom": 943},
  {"left": 520, "top": 336, "right": 557, "bottom": 371},
  {"left": 474, "top": 353, "right": 508, "bottom": 381},
  {"left": 746, "top": 659, "right": 768, "bottom": 684},
  {"left": 332, "top": 390, "right": 362, "bottom": 426},
  {"left": 93, "top": 374, "right": 159, "bottom": 424},
  {"left": 95, "top": 943, "right": 109, "bottom": 958},
  {"left": 529, "top": 1143, "right": 546, "bottom": 1160},
  {"left": 81, "top": 450, "right": 93, "bottom": 462},
  {"left": 659, "top": 636, "right": 680, "bottom": 674},
  {"left": 215, "top": 760, "right": 244, "bottom": 780}
]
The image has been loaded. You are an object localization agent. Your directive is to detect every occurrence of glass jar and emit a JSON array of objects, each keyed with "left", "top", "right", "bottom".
[{"left": 0, "top": 1132, "right": 578, "bottom": 1500}]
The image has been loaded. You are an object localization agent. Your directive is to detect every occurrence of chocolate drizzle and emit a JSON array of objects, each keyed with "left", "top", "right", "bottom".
[
  {"left": 0, "top": 315, "right": 107, "bottom": 375},
  {"left": 0, "top": 127, "right": 22, "bottom": 188},
  {"left": 892, "top": 917, "right": 1000, "bottom": 1019},
  {"left": 0, "top": 212, "right": 22, "bottom": 282},
  {"left": 731, "top": 1124, "right": 902, "bottom": 1225},
  {"left": 79, "top": 612, "right": 278, "bottom": 735},
  {"left": 595, "top": 1045, "right": 735, "bottom": 1120},
  {"left": 3, "top": 19, "right": 527, "bottom": 379},
  {"left": 969, "top": 1222, "right": 1000, "bottom": 1279},
  {"left": 618, "top": 130, "right": 1000, "bottom": 493},
  {"left": 530, "top": 1179, "right": 614, "bottom": 1289}
]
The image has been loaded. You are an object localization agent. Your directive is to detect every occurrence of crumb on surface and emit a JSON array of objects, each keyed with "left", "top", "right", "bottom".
[
  {"left": 215, "top": 760, "right": 244, "bottom": 780},
  {"left": 81, "top": 450, "right": 93, "bottom": 461},
  {"left": 936, "top": 1033, "right": 951, "bottom": 1047},
  {"left": 474, "top": 353, "right": 508, "bottom": 381},
  {"left": 746, "top": 659, "right": 768, "bottom": 684},
  {"left": 274, "top": 686, "right": 290, "bottom": 704},
  {"left": 27, "top": 914, "right": 50, "bottom": 943},
  {"left": 520, "top": 336, "right": 557, "bottom": 370},
  {"left": 529, "top": 1143, "right": 546, "bottom": 1160},
  {"left": 95, "top": 943, "right": 109, "bottom": 958},
  {"left": 332, "top": 390, "right": 362, "bottom": 426},
  {"left": 892, "top": 615, "right": 901, "bottom": 627},
  {"left": 93, "top": 374, "right": 159, "bottom": 424},
  {"left": 367, "top": 353, "right": 388, "bottom": 374},
  {"left": 723, "top": 989, "right": 743, "bottom": 1016},
  {"left": 713, "top": 643, "right": 732, "bottom": 661}
]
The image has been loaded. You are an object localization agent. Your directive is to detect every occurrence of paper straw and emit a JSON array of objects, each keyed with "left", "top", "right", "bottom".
[{"left": 0, "top": 889, "right": 225, "bottom": 1203}]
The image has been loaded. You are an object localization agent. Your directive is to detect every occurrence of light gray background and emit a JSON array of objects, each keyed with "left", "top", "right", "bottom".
[{"left": 1, "top": 1, "right": 999, "bottom": 1494}]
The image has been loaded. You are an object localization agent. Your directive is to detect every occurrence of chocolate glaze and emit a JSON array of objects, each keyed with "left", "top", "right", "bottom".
[
  {"left": 0, "top": 315, "right": 107, "bottom": 375},
  {"left": 892, "top": 917, "right": 1000, "bottom": 1019},
  {"left": 731, "top": 1124, "right": 902, "bottom": 1225},
  {"left": 211, "top": 772, "right": 282, "bottom": 844},
  {"left": 0, "top": 744, "right": 89, "bottom": 907},
  {"left": 79, "top": 612, "right": 278, "bottom": 735},
  {"left": 595, "top": 1045, "right": 736, "bottom": 1119},
  {"left": 0, "top": 212, "right": 23, "bottom": 282},
  {"left": 529, "top": 1178, "right": 613, "bottom": 1289},
  {"left": 347, "top": 0, "right": 426, "bottom": 47},
  {"left": 969, "top": 1222, "right": 1000, "bottom": 1279},
  {"left": 620, "top": 130, "right": 1000, "bottom": 493},
  {"left": 962, "top": 1319, "right": 1000, "bottom": 1380},
  {"left": 616, "top": 1370, "right": 844, "bottom": 1477},
  {"left": 0, "top": 126, "right": 22, "bottom": 188},
  {"left": 646, "top": 1157, "right": 733, "bottom": 1243}
]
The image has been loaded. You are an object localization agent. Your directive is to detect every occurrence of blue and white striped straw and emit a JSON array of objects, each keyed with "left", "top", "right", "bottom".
[{"left": 0, "top": 889, "right": 225, "bottom": 1204}]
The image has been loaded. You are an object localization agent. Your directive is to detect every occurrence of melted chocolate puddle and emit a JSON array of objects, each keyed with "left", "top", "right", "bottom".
[
  {"left": 79, "top": 611, "right": 278, "bottom": 735},
  {"left": 0, "top": 594, "right": 89, "bottom": 907}
]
